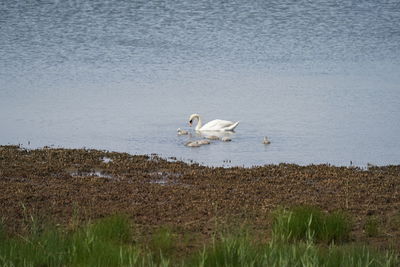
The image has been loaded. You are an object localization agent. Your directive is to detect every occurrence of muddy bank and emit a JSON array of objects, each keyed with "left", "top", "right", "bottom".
[{"left": 1, "top": 145, "right": 399, "bottom": 251}]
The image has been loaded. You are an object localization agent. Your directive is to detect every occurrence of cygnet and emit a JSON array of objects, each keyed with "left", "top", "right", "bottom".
[
  {"left": 221, "top": 137, "right": 232, "bottom": 142},
  {"left": 177, "top": 128, "right": 189, "bottom": 135},
  {"left": 185, "top": 141, "right": 201, "bottom": 147},
  {"left": 197, "top": 139, "right": 211, "bottom": 145},
  {"left": 206, "top": 135, "right": 219, "bottom": 140},
  {"left": 263, "top": 136, "right": 271, "bottom": 144}
]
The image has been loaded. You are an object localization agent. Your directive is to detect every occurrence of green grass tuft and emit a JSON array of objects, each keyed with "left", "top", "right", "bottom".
[
  {"left": 187, "top": 234, "right": 260, "bottom": 267},
  {"left": 188, "top": 234, "right": 398, "bottom": 267},
  {"left": 86, "top": 214, "right": 133, "bottom": 243},
  {"left": 0, "top": 212, "right": 397, "bottom": 266},
  {"left": 0, "top": 215, "right": 141, "bottom": 267},
  {"left": 150, "top": 227, "right": 176, "bottom": 258},
  {"left": 272, "top": 206, "right": 351, "bottom": 243},
  {"left": 364, "top": 216, "right": 379, "bottom": 237},
  {"left": 322, "top": 211, "right": 352, "bottom": 242}
]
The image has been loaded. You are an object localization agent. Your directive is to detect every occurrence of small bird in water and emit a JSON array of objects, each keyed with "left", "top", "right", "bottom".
[
  {"left": 177, "top": 128, "right": 189, "bottom": 135},
  {"left": 185, "top": 141, "right": 201, "bottom": 147},
  {"left": 206, "top": 135, "right": 219, "bottom": 140},
  {"left": 263, "top": 136, "right": 271, "bottom": 144},
  {"left": 185, "top": 139, "right": 211, "bottom": 147},
  {"left": 221, "top": 137, "right": 232, "bottom": 142},
  {"left": 197, "top": 139, "right": 211, "bottom": 145}
]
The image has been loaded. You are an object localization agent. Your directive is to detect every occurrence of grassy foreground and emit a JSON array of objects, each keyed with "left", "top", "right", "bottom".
[
  {"left": 2, "top": 146, "right": 400, "bottom": 253},
  {"left": 0, "top": 208, "right": 398, "bottom": 267},
  {"left": 1, "top": 146, "right": 400, "bottom": 265}
]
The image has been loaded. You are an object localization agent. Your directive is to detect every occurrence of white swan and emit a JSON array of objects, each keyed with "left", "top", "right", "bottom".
[{"left": 188, "top": 114, "right": 239, "bottom": 132}]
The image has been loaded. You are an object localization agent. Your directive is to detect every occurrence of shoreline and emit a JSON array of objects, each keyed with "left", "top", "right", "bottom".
[
  {"left": 1, "top": 145, "right": 399, "bottom": 253},
  {"left": 2, "top": 143, "right": 396, "bottom": 169}
]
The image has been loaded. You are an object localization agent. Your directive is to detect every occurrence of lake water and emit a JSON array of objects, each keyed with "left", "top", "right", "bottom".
[{"left": 1, "top": 0, "right": 400, "bottom": 167}]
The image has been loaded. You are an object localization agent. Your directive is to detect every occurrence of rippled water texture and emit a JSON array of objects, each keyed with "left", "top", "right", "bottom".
[{"left": 1, "top": 0, "right": 400, "bottom": 166}]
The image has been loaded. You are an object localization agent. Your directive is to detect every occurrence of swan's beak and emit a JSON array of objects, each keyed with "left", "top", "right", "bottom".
[{"left": 189, "top": 120, "right": 192, "bottom": 126}]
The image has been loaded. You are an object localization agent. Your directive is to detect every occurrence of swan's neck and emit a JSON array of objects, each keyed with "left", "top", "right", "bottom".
[{"left": 195, "top": 115, "right": 203, "bottom": 131}]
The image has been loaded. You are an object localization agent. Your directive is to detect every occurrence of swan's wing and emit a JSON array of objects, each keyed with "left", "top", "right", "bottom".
[
  {"left": 224, "top": 121, "right": 239, "bottom": 131},
  {"left": 201, "top": 119, "right": 236, "bottom": 131}
]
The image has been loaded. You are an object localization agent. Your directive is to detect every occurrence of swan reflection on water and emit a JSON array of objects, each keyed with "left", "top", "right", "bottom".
[{"left": 198, "top": 131, "right": 234, "bottom": 140}]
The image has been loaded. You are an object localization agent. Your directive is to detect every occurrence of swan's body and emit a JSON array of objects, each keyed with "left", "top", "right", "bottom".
[{"left": 189, "top": 114, "right": 239, "bottom": 132}]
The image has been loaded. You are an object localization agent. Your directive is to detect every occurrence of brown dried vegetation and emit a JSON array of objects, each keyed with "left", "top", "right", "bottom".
[{"left": 1, "top": 145, "right": 399, "bottom": 252}]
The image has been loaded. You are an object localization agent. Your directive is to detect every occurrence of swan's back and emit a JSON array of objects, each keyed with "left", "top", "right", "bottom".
[{"left": 201, "top": 119, "right": 239, "bottom": 131}]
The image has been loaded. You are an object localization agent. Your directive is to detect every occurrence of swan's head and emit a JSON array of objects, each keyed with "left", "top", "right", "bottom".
[{"left": 188, "top": 114, "right": 199, "bottom": 127}]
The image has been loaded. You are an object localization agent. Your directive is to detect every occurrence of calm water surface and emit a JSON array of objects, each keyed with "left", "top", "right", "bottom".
[{"left": 1, "top": 0, "right": 400, "bottom": 167}]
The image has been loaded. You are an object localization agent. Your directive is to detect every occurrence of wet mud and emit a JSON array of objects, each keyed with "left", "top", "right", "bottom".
[{"left": 1, "top": 145, "right": 399, "bottom": 251}]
